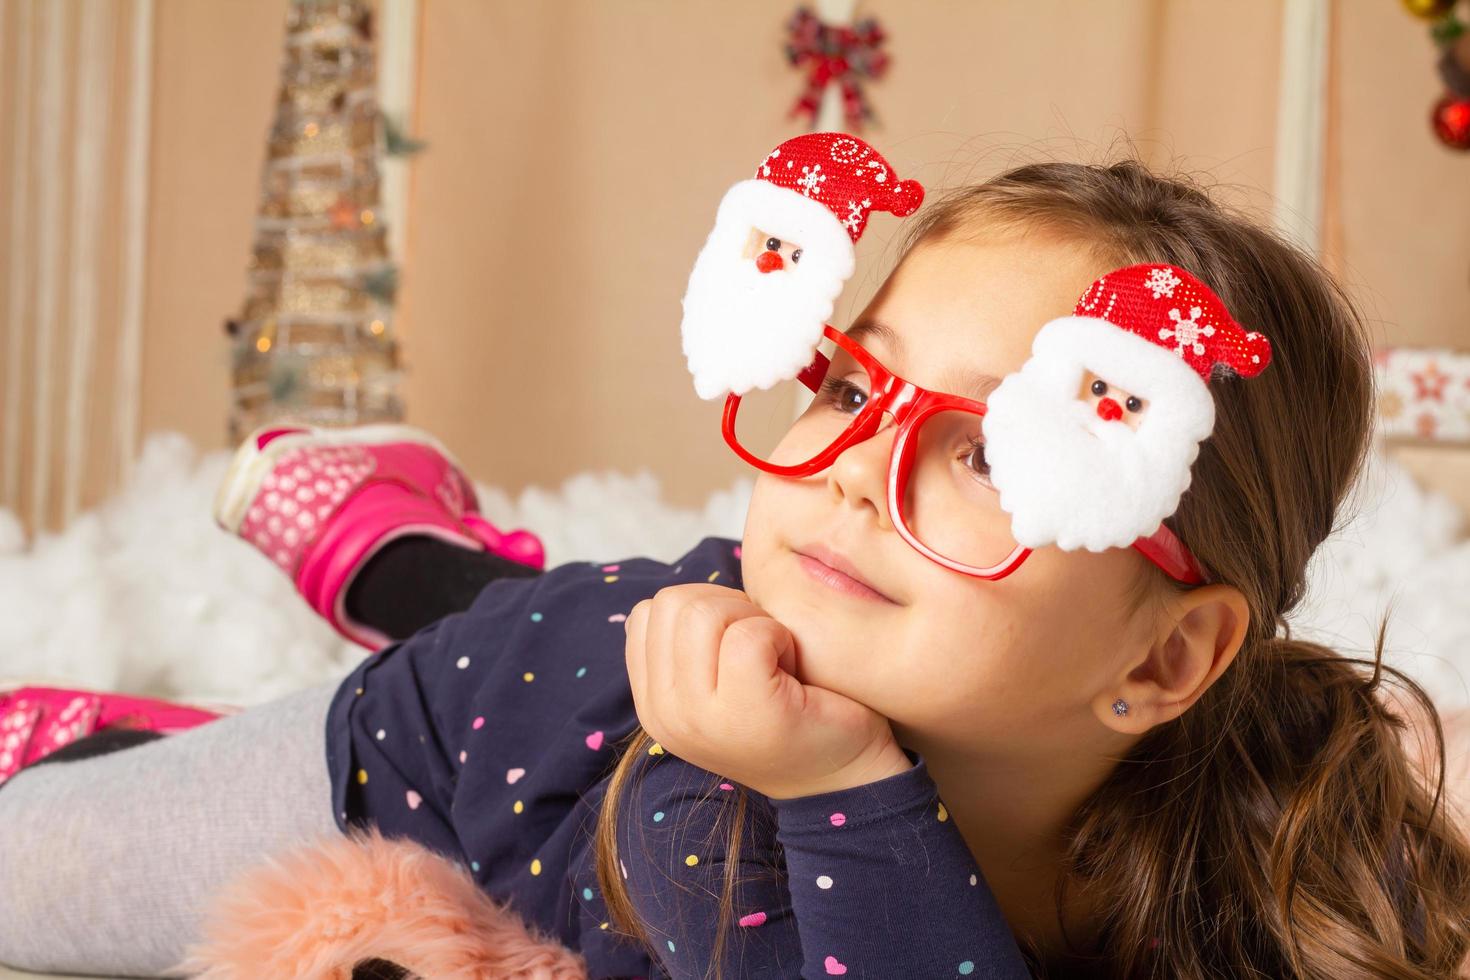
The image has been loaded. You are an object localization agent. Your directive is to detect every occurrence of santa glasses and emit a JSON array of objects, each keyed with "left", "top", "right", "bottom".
[{"left": 722, "top": 324, "right": 1206, "bottom": 584}]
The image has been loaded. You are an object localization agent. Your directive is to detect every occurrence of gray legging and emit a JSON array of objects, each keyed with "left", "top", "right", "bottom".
[{"left": 0, "top": 676, "right": 346, "bottom": 977}]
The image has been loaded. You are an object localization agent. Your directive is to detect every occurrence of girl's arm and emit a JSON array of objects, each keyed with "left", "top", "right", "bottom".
[
  {"left": 620, "top": 749, "right": 1033, "bottom": 979},
  {"left": 618, "top": 749, "right": 804, "bottom": 976},
  {"left": 768, "top": 747, "right": 1032, "bottom": 979}
]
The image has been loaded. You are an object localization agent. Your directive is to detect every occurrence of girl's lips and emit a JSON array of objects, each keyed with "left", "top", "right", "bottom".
[{"left": 795, "top": 552, "right": 897, "bottom": 604}]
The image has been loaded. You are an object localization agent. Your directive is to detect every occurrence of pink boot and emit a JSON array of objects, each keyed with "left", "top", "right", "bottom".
[
  {"left": 213, "top": 424, "right": 545, "bottom": 650},
  {"left": 0, "top": 682, "right": 230, "bottom": 786}
]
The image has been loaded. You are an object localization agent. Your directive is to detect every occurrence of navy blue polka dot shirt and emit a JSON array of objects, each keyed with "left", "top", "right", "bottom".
[{"left": 324, "top": 536, "right": 1031, "bottom": 978}]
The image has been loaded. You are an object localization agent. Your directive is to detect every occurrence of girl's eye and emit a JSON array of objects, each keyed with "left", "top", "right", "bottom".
[
  {"left": 791, "top": 248, "right": 802, "bottom": 264},
  {"left": 961, "top": 436, "right": 990, "bottom": 479},
  {"left": 1125, "top": 395, "right": 1143, "bottom": 413},
  {"left": 765, "top": 237, "right": 781, "bottom": 252},
  {"left": 816, "top": 376, "right": 868, "bottom": 415},
  {"left": 1090, "top": 379, "right": 1108, "bottom": 396}
]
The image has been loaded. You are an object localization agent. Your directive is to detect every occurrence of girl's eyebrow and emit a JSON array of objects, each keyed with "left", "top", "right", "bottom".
[
  {"left": 846, "top": 318, "right": 1000, "bottom": 399},
  {"left": 940, "top": 369, "right": 1003, "bottom": 400},
  {"left": 846, "top": 318, "right": 903, "bottom": 354}
]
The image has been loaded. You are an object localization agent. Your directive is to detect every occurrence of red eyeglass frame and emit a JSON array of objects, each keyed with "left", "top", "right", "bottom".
[{"left": 721, "top": 324, "right": 1206, "bottom": 584}]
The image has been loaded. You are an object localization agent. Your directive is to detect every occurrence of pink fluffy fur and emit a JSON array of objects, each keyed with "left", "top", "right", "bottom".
[{"left": 173, "top": 824, "right": 590, "bottom": 979}]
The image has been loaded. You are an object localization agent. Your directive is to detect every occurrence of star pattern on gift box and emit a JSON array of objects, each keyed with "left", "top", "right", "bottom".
[
  {"left": 1412, "top": 361, "right": 1452, "bottom": 401},
  {"left": 1375, "top": 347, "right": 1470, "bottom": 443}
]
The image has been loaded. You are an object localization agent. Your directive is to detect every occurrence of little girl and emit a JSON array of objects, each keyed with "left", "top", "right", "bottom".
[{"left": 4, "top": 154, "right": 1470, "bottom": 979}]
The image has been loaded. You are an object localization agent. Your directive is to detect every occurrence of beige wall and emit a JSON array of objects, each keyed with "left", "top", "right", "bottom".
[
  {"left": 1333, "top": 0, "right": 1470, "bottom": 350},
  {"left": 396, "top": 0, "right": 1287, "bottom": 509},
  {"left": 5, "top": 0, "right": 1470, "bottom": 526},
  {"left": 140, "top": 0, "right": 286, "bottom": 468}
]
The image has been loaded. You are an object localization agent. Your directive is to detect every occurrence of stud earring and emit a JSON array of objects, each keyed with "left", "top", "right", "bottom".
[{"left": 1111, "top": 698, "right": 1129, "bottom": 716}]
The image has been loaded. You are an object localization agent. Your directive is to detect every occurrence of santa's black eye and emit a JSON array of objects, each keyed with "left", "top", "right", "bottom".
[
  {"left": 791, "top": 248, "right": 802, "bottom": 264},
  {"left": 1090, "top": 379, "right": 1108, "bottom": 396},
  {"left": 765, "top": 237, "right": 781, "bottom": 252},
  {"left": 1125, "top": 396, "right": 1143, "bottom": 413}
]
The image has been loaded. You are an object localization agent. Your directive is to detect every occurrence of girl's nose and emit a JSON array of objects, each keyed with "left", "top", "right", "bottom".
[
  {"left": 755, "top": 250, "right": 784, "bottom": 274},
  {"left": 1096, "top": 396, "right": 1123, "bottom": 422},
  {"left": 824, "top": 412, "right": 897, "bottom": 530}
]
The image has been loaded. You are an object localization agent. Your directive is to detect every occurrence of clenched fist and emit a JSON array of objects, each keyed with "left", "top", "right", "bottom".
[{"left": 623, "top": 583, "right": 912, "bottom": 800}]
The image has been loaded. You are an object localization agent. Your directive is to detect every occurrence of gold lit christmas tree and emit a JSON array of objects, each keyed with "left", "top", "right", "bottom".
[{"left": 226, "top": 0, "right": 421, "bottom": 443}]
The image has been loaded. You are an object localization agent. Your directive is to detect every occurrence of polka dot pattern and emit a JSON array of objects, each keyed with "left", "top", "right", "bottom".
[
  {"left": 239, "top": 445, "right": 375, "bottom": 574},
  {"left": 324, "top": 536, "right": 1027, "bottom": 978},
  {"left": 0, "top": 700, "right": 41, "bottom": 784},
  {"left": 0, "top": 691, "right": 110, "bottom": 784}
]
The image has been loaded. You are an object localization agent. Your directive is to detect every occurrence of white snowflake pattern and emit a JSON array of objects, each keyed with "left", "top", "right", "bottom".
[
  {"left": 796, "top": 164, "right": 827, "bottom": 197},
  {"left": 1158, "top": 305, "right": 1214, "bottom": 357},
  {"left": 1145, "top": 267, "right": 1182, "bottom": 299},
  {"left": 842, "top": 197, "right": 872, "bottom": 235},
  {"left": 759, "top": 147, "right": 782, "bottom": 177}
]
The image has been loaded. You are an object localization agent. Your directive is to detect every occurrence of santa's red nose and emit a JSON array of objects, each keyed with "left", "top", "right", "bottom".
[
  {"left": 1096, "top": 397, "right": 1123, "bottom": 422},
  {"left": 755, "top": 250, "right": 784, "bottom": 274}
]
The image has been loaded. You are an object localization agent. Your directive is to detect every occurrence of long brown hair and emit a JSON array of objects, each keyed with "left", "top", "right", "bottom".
[{"left": 594, "top": 153, "right": 1470, "bottom": 977}]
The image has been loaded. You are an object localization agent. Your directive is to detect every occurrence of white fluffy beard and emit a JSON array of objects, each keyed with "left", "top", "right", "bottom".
[
  {"left": 680, "top": 219, "right": 850, "bottom": 400},
  {"left": 982, "top": 359, "right": 1206, "bottom": 552}
]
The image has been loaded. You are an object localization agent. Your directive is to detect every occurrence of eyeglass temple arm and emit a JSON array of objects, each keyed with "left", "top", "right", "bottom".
[
  {"left": 796, "top": 350, "right": 830, "bottom": 394},
  {"left": 1132, "top": 525, "right": 1205, "bottom": 586}
]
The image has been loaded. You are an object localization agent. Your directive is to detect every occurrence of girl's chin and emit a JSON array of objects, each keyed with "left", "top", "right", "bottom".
[{"left": 775, "top": 616, "right": 857, "bottom": 687}]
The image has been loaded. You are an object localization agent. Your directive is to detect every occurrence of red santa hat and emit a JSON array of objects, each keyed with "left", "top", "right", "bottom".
[
  {"left": 1031, "top": 263, "right": 1273, "bottom": 437},
  {"left": 1068, "top": 263, "right": 1271, "bottom": 381},
  {"left": 715, "top": 133, "right": 924, "bottom": 274}
]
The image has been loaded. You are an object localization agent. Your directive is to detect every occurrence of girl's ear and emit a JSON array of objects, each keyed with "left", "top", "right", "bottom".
[{"left": 1100, "top": 584, "right": 1251, "bottom": 732}]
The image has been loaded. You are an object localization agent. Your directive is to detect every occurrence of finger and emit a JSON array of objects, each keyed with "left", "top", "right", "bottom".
[
  {"left": 642, "top": 585, "right": 756, "bottom": 700},
  {"left": 637, "top": 587, "right": 764, "bottom": 740},
  {"left": 716, "top": 617, "right": 799, "bottom": 711},
  {"left": 670, "top": 590, "right": 770, "bottom": 699},
  {"left": 623, "top": 598, "right": 652, "bottom": 712},
  {"left": 641, "top": 588, "right": 683, "bottom": 714}
]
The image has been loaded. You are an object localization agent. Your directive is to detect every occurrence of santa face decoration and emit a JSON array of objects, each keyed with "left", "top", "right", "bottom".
[
  {"left": 680, "top": 132, "right": 923, "bottom": 401},
  {"left": 749, "top": 231, "right": 804, "bottom": 273},
  {"left": 982, "top": 263, "right": 1272, "bottom": 553}
]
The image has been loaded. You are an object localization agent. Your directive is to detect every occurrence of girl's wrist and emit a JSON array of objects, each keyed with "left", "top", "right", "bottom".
[{"left": 762, "top": 740, "right": 915, "bottom": 801}]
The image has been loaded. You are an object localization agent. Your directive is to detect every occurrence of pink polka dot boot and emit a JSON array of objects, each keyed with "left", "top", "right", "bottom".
[
  {"left": 0, "top": 682, "right": 229, "bottom": 787},
  {"left": 213, "top": 424, "right": 545, "bottom": 650}
]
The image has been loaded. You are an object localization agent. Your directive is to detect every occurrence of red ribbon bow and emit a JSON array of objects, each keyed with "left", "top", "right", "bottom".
[{"left": 784, "top": 6, "right": 890, "bottom": 131}]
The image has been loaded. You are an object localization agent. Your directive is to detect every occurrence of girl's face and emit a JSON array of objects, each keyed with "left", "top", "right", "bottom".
[{"left": 740, "top": 230, "right": 1159, "bottom": 760}]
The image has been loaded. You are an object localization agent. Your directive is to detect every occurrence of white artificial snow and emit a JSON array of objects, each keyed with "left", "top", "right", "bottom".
[
  {"left": 0, "top": 432, "right": 751, "bottom": 707},
  {"left": 0, "top": 431, "right": 1467, "bottom": 713},
  {"left": 1293, "top": 445, "right": 1470, "bottom": 710}
]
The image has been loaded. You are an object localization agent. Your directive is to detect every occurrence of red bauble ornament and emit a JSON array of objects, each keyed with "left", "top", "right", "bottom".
[
  {"left": 1403, "top": 0, "right": 1457, "bottom": 19},
  {"left": 1432, "top": 93, "right": 1470, "bottom": 149}
]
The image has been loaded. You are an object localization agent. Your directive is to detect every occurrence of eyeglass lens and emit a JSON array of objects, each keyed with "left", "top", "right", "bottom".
[{"left": 730, "top": 347, "right": 1018, "bottom": 569}]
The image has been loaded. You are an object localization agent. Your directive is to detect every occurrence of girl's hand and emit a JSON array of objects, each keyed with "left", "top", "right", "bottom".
[{"left": 624, "top": 583, "right": 912, "bottom": 800}]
